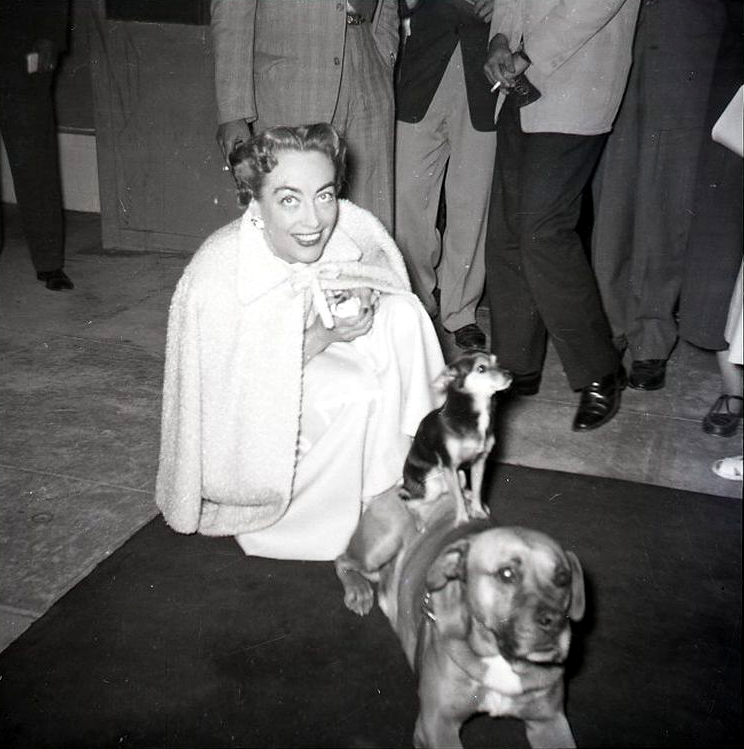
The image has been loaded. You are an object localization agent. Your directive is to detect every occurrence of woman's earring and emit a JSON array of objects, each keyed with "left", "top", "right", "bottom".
[{"left": 250, "top": 215, "right": 265, "bottom": 230}]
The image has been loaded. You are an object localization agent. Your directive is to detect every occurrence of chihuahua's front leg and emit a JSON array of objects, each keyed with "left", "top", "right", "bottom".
[
  {"left": 442, "top": 468, "right": 472, "bottom": 525},
  {"left": 468, "top": 452, "right": 491, "bottom": 518}
]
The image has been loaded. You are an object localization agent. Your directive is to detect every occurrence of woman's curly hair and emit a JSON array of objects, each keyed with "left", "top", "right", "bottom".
[{"left": 228, "top": 123, "right": 347, "bottom": 206}]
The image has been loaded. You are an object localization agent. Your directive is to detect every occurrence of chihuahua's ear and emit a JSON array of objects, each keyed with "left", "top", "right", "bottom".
[
  {"left": 431, "top": 364, "right": 459, "bottom": 393},
  {"left": 426, "top": 538, "right": 470, "bottom": 592}
]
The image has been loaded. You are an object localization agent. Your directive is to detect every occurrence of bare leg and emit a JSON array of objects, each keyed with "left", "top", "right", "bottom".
[
  {"left": 442, "top": 468, "right": 473, "bottom": 525},
  {"left": 717, "top": 350, "right": 743, "bottom": 400},
  {"left": 469, "top": 455, "right": 491, "bottom": 517}
]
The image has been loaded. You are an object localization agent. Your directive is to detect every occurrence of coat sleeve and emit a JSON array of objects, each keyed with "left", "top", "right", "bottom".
[
  {"left": 154, "top": 273, "right": 204, "bottom": 534},
  {"left": 372, "top": 0, "right": 401, "bottom": 68},
  {"left": 489, "top": 0, "right": 520, "bottom": 44},
  {"left": 524, "top": 0, "right": 631, "bottom": 77},
  {"left": 211, "top": 0, "right": 258, "bottom": 124}
]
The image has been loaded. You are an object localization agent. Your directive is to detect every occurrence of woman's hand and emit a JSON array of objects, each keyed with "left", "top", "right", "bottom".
[
  {"left": 303, "top": 299, "right": 376, "bottom": 363},
  {"left": 325, "top": 287, "right": 381, "bottom": 318},
  {"left": 331, "top": 305, "right": 375, "bottom": 343}
]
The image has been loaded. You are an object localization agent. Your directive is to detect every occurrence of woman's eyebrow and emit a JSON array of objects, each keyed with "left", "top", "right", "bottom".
[
  {"left": 272, "top": 181, "right": 336, "bottom": 196},
  {"left": 272, "top": 185, "right": 301, "bottom": 195}
]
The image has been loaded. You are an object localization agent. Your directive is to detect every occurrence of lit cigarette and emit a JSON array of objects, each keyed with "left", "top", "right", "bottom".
[{"left": 490, "top": 81, "right": 502, "bottom": 92}]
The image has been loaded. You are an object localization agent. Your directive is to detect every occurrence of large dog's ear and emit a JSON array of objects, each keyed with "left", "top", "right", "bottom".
[
  {"left": 566, "top": 551, "right": 585, "bottom": 622},
  {"left": 426, "top": 538, "right": 469, "bottom": 592}
]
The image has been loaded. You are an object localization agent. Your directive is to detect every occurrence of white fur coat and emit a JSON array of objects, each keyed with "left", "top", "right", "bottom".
[{"left": 155, "top": 200, "right": 413, "bottom": 536}]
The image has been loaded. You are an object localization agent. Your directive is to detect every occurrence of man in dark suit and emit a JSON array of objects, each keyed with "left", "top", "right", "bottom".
[
  {"left": 0, "top": 0, "right": 72, "bottom": 290},
  {"left": 394, "top": 0, "right": 497, "bottom": 350},
  {"left": 484, "top": 0, "right": 639, "bottom": 431}
]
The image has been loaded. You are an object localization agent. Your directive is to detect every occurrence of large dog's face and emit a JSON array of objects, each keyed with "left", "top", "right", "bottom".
[
  {"left": 467, "top": 528, "right": 585, "bottom": 664},
  {"left": 427, "top": 527, "right": 585, "bottom": 666}
]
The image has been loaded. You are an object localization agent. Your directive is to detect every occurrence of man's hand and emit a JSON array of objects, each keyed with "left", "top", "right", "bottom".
[
  {"left": 512, "top": 49, "right": 530, "bottom": 78},
  {"left": 216, "top": 119, "right": 253, "bottom": 165},
  {"left": 484, "top": 34, "right": 530, "bottom": 90},
  {"left": 470, "top": 0, "right": 494, "bottom": 23},
  {"left": 30, "top": 39, "right": 59, "bottom": 74},
  {"left": 484, "top": 33, "right": 515, "bottom": 89}
]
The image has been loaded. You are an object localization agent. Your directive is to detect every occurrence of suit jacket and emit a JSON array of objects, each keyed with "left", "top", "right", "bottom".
[
  {"left": 490, "top": 0, "right": 641, "bottom": 135},
  {"left": 211, "top": 0, "right": 399, "bottom": 126},
  {"left": 396, "top": 0, "right": 497, "bottom": 131}
]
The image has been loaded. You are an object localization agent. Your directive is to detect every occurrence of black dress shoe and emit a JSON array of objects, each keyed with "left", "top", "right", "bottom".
[
  {"left": 509, "top": 371, "right": 542, "bottom": 396},
  {"left": 453, "top": 323, "right": 486, "bottom": 350},
  {"left": 572, "top": 367, "right": 627, "bottom": 432},
  {"left": 37, "top": 269, "right": 74, "bottom": 291},
  {"left": 702, "top": 394, "right": 743, "bottom": 437},
  {"left": 628, "top": 358, "right": 666, "bottom": 390}
]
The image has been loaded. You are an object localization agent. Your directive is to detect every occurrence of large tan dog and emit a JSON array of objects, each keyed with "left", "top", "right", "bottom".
[{"left": 336, "top": 490, "right": 585, "bottom": 748}]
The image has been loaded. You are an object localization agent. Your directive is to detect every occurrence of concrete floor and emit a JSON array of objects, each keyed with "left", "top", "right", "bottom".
[{"left": 1, "top": 205, "right": 741, "bottom": 655}]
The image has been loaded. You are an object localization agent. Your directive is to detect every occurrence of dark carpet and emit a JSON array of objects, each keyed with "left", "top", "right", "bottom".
[{"left": 0, "top": 465, "right": 740, "bottom": 748}]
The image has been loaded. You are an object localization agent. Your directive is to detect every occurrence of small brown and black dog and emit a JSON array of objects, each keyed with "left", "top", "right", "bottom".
[
  {"left": 400, "top": 350, "right": 512, "bottom": 523},
  {"left": 335, "top": 491, "right": 585, "bottom": 749}
]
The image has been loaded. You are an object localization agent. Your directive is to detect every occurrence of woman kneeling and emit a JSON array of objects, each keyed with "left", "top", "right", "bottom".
[{"left": 155, "top": 123, "right": 444, "bottom": 560}]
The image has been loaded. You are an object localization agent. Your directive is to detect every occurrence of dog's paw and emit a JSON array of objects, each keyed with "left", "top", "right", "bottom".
[
  {"left": 343, "top": 575, "right": 375, "bottom": 616},
  {"left": 472, "top": 501, "right": 491, "bottom": 519},
  {"left": 462, "top": 490, "right": 490, "bottom": 520}
]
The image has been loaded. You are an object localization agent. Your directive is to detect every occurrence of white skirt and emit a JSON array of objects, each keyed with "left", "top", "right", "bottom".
[{"left": 235, "top": 294, "right": 444, "bottom": 561}]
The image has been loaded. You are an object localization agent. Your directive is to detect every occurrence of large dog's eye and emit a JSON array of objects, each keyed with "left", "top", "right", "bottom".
[
  {"left": 476, "top": 364, "right": 487, "bottom": 373},
  {"left": 497, "top": 566, "right": 515, "bottom": 583},
  {"left": 554, "top": 569, "right": 570, "bottom": 587}
]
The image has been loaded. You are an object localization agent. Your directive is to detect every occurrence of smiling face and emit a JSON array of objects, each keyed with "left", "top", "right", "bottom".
[{"left": 250, "top": 149, "right": 339, "bottom": 264}]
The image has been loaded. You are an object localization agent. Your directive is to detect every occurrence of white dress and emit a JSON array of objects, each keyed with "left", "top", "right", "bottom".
[{"left": 235, "top": 293, "right": 444, "bottom": 560}]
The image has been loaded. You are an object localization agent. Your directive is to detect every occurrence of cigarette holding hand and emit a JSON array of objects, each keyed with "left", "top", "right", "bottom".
[{"left": 490, "top": 80, "right": 502, "bottom": 92}]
